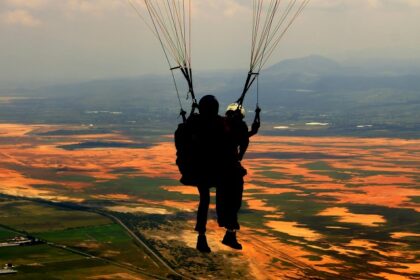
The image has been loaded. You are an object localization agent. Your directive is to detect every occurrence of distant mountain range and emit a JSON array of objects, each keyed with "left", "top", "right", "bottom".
[
  {"left": 264, "top": 54, "right": 420, "bottom": 77},
  {"left": 1, "top": 55, "right": 419, "bottom": 137},
  {"left": 265, "top": 55, "right": 343, "bottom": 76}
]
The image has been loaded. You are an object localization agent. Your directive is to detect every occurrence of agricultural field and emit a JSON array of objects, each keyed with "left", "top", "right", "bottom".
[
  {"left": 0, "top": 200, "right": 110, "bottom": 232},
  {"left": 0, "top": 197, "right": 172, "bottom": 279},
  {"left": 0, "top": 227, "right": 19, "bottom": 242},
  {"left": 0, "top": 123, "right": 419, "bottom": 279},
  {"left": 0, "top": 243, "right": 146, "bottom": 280}
]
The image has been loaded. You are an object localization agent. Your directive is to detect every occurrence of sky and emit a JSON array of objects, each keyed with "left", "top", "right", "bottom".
[{"left": 1, "top": 0, "right": 420, "bottom": 86}]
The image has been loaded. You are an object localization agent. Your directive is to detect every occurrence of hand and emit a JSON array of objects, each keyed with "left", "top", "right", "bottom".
[{"left": 252, "top": 121, "right": 260, "bottom": 130}]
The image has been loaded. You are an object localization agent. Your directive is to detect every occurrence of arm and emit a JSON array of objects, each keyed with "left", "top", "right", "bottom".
[
  {"left": 238, "top": 121, "right": 250, "bottom": 161},
  {"left": 238, "top": 136, "right": 249, "bottom": 161},
  {"left": 248, "top": 106, "right": 261, "bottom": 137}
]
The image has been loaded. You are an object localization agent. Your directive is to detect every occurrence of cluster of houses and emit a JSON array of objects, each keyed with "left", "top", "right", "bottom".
[
  {"left": 0, "top": 263, "right": 16, "bottom": 275},
  {"left": 0, "top": 236, "right": 41, "bottom": 275},
  {"left": 0, "top": 236, "right": 37, "bottom": 248}
]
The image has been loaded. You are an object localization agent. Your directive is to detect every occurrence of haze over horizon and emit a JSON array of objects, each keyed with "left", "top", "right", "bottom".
[
  {"left": 1, "top": 0, "right": 420, "bottom": 87},
  {"left": 0, "top": 2, "right": 419, "bottom": 279}
]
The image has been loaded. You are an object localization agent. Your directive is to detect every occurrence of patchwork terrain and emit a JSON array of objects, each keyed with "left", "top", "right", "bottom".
[{"left": 0, "top": 123, "right": 419, "bottom": 279}]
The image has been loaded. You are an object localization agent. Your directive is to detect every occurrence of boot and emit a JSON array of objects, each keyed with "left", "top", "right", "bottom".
[
  {"left": 196, "top": 234, "right": 211, "bottom": 253},
  {"left": 222, "top": 230, "right": 242, "bottom": 250}
]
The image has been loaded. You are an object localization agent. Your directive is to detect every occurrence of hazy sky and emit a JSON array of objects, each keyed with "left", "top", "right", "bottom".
[{"left": 1, "top": 0, "right": 420, "bottom": 86}]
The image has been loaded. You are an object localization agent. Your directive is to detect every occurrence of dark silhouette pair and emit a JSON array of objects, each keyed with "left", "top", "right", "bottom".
[{"left": 179, "top": 95, "right": 260, "bottom": 252}]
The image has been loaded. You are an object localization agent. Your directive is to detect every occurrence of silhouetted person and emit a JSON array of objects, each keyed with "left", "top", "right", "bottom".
[
  {"left": 217, "top": 104, "right": 260, "bottom": 250},
  {"left": 187, "top": 95, "right": 227, "bottom": 253},
  {"left": 185, "top": 98, "right": 260, "bottom": 252}
]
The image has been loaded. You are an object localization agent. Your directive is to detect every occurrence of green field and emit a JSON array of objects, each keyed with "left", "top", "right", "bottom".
[
  {"left": 0, "top": 244, "right": 144, "bottom": 280},
  {"left": 91, "top": 176, "right": 196, "bottom": 202},
  {"left": 37, "top": 223, "right": 160, "bottom": 271},
  {"left": 0, "top": 197, "right": 170, "bottom": 279},
  {"left": 0, "top": 200, "right": 110, "bottom": 233},
  {"left": 0, "top": 227, "right": 20, "bottom": 242}
]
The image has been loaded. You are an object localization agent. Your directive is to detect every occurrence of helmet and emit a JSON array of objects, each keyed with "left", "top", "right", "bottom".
[
  {"left": 226, "top": 103, "right": 245, "bottom": 118},
  {"left": 199, "top": 95, "right": 219, "bottom": 117}
]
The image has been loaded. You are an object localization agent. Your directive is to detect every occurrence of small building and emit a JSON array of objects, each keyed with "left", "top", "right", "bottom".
[
  {"left": 4, "top": 263, "right": 13, "bottom": 269},
  {"left": 0, "top": 236, "right": 34, "bottom": 247},
  {"left": 0, "top": 242, "right": 19, "bottom": 247},
  {"left": 0, "top": 269, "right": 17, "bottom": 275},
  {"left": 0, "top": 263, "right": 17, "bottom": 275}
]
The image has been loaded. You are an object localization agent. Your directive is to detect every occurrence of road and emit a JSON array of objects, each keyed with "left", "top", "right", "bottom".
[
  {"left": 99, "top": 211, "right": 188, "bottom": 279},
  {"left": 0, "top": 195, "right": 189, "bottom": 279}
]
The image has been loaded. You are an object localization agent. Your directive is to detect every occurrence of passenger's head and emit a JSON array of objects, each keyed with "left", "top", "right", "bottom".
[
  {"left": 226, "top": 103, "right": 245, "bottom": 120},
  {"left": 199, "top": 95, "right": 219, "bottom": 118}
]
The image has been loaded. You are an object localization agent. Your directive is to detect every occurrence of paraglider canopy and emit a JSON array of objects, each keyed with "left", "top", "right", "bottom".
[
  {"left": 128, "top": 0, "right": 196, "bottom": 119},
  {"left": 237, "top": 0, "right": 310, "bottom": 106},
  {"left": 128, "top": 0, "right": 310, "bottom": 115}
]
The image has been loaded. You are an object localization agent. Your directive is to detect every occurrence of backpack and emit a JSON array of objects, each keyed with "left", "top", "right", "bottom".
[{"left": 174, "top": 120, "right": 199, "bottom": 186}]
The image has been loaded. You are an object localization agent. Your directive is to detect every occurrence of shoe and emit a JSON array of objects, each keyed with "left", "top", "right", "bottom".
[
  {"left": 196, "top": 235, "right": 211, "bottom": 253},
  {"left": 222, "top": 231, "right": 242, "bottom": 250}
]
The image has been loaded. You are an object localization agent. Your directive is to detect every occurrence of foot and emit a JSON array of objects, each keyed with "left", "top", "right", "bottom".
[
  {"left": 196, "top": 234, "right": 211, "bottom": 253},
  {"left": 222, "top": 231, "right": 242, "bottom": 250}
]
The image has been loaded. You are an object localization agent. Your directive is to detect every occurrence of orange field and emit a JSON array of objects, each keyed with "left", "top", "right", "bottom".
[{"left": 0, "top": 123, "right": 419, "bottom": 279}]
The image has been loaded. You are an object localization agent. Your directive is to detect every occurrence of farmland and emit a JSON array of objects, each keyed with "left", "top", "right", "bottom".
[
  {"left": 0, "top": 123, "right": 419, "bottom": 279},
  {"left": 0, "top": 196, "right": 173, "bottom": 279}
]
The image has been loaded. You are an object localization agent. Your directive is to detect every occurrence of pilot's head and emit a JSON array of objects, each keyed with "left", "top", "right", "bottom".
[{"left": 199, "top": 95, "right": 219, "bottom": 117}]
